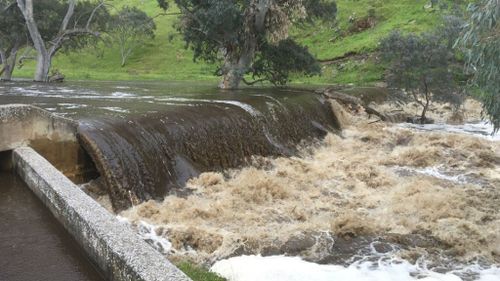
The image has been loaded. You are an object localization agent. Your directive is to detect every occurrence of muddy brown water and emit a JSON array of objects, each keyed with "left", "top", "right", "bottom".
[
  {"left": 0, "top": 172, "right": 104, "bottom": 281},
  {"left": 0, "top": 81, "right": 339, "bottom": 211}
]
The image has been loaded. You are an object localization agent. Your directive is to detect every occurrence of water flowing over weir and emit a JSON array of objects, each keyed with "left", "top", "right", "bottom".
[
  {"left": 77, "top": 94, "right": 339, "bottom": 211},
  {"left": 0, "top": 81, "right": 341, "bottom": 211}
]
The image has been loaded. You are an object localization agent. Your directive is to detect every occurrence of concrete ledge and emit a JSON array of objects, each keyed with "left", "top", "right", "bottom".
[
  {"left": 0, "top": 104, "right": 77, "bottom": 151},
  {"left": 13, "top": 147, "right": 191, "bottom": 281},
  {"left": 1, "top": 104, "right": 96, "bottom": 182}
]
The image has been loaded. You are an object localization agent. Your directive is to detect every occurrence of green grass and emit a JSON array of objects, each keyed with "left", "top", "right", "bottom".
[
  {"left": 177, "top": 262, "right": 226, "bottom": 281},
  {"left": 13, "top": 0, "right": 456, "bottom": 85}
]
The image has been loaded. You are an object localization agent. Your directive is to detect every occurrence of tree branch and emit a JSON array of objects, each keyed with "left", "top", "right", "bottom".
[
  {"left": 60, "top": 0, "right": 76, "bottom": 32},
  {"left": 242, "top": 77, "right": 266, "bottom": 85},
  {"left": 86, "top": 1, "right": 105, "bottom": 29}
]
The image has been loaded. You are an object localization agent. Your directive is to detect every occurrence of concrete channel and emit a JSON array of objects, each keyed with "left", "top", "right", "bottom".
[{"left": 1, "top": 104, "right": 191, "bottom": 281}]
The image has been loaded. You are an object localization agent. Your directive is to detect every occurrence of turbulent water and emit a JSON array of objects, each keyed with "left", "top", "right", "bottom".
[
  {"left": 120, "top": 103, "right": 499, "bottom": 280},
  {"left": 77, "top": 92, "right": 337, "bottom": 210},
  {"left": 1, "top": 81, "right": 499, "bottom": 280}
]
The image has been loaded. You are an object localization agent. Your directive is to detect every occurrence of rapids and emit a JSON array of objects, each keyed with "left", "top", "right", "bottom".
[
  {"left": 1, "top": 81, "right": 499, "bottom": 280},
  {"left": 119, "top": 104, "right": 499, "bottom": 280}
]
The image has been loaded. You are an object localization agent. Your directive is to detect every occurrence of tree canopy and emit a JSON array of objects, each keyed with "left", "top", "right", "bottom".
[
  {"left": 458, "top": 0, "right": 499, "bottom": 133},
  {"left": 108, "top": 6, "right": 156, "bottom": 67},
  {"left": 0, "top": 0, "right": 27, "bottom": 80},
  {"left": 159, "top": 0, "right": 337, "bottom": 88},
  {"left": 381, "top": 30, "right": 463, "bottom": 123}
]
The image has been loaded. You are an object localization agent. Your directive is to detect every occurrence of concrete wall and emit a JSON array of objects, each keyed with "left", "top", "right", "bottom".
[
  {"left": 13, "top": 147, "right": 191, "bottom": 281},
  {"left": 0, "top": 104, "right": 96, "bottom": 182},
  {"left": 0, "top": 104, "right": 76, "bottom": 151}
]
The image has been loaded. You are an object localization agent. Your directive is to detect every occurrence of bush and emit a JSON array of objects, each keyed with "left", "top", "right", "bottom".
[{"left": 380, "top": 29, "right": 464, "bottom": 123}]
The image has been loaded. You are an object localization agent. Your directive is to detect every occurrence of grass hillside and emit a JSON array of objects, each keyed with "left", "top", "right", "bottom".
[{"left": 14, "top": 0, "right": 458, "bottom": 85}]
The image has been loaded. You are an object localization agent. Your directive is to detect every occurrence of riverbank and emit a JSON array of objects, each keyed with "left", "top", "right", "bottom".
[{"left": 9, "top": 0, "right": 453, "bottom": 85}]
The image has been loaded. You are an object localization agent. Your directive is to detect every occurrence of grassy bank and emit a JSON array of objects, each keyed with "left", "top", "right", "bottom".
[
  {"left": 13, "top": 0, "right": 455, "bottom": 85},
  {"left": 177, "top": 262, "right": 226, "bottom": 281}
]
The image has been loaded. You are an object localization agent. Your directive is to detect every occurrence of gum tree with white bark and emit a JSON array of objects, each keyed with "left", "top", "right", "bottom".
[
  {"left": 16, "top": 0, "right": 108, "bottom": 82},
  {"left": 108, "top": 6, "right": 156, "bottom": 67}
]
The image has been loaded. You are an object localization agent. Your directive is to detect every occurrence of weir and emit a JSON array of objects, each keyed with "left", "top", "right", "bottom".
[
  {"left": 0, "top": 83, "right": 341, "bottom": 280},
  {"left": 78, "top": 93, "right": 339, "bottom": 210}
]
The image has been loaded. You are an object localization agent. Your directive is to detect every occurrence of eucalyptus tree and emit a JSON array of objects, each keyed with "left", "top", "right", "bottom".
[
  {"left": 458, "top": 0, "right": 499, "bottom": 133},
  {"left": 0, "top": 0, "right": 26, "bottom": 80},
  {"left": 381, "top": 31, "right": 463, "bottom": 123},
  {"left": 158, "top": 0, "right": 337, "bottom": 89},
  {"left": 16, "top": 0, "right": 109, "bottom": 82},
  {"left": 108, "top": 6, "right": 156, "bottom": 67}
]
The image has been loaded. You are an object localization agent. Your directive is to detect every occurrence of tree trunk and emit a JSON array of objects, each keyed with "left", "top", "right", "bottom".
[
  {"left": 420, "top": 99, "right": 430, "bottom": 124},
  {"left": 219, "top": 44, "right": 255, "bottom": 89},
  {"left": 419, "top": 87, "right": 431, "bottom": 124},
  {"left": 219, "top": 66, "right": 244, "bottom": 89},
  {"left": 17, "top": 0, "right": 78, "bottom": 82},
  {"left": 1, "top": 53, "right": 17, "bottom": 81},
  {"left": 34, "top": 52, "right": 51, "bottom": 82},
  {"left": 218, "top": 0, "right": 265, "bottom": 90},
  {"left": 0, "top": 44, "right": 20, "bottom": 81}
]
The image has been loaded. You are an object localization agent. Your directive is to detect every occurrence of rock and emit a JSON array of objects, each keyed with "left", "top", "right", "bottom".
[
  {"left": 406, "top": 116, "right": 435, "bottom": 124},
  {"left": 372, "top": 241, "right": 394, "bottom": 253},
  {"left": 49, "top": 71, "right": 65, "bottom": 83},
  {"left": 385, "top": 112, "right": 412, "bottom": 123},
  {"left": 280, "top": 233, "right": 316, "bottom": 254}
]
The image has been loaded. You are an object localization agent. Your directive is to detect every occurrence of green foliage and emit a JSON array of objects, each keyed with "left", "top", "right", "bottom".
[
  {"left": 32, "top": 0, "right": 109, "bottom": 51},
  {"left": 162, "top": 0, "right": 336, "bottom": 87},
  {"left": 12, "top": 0, "right": 464, "bottom": 84},
  {"left": 252, "top": 39, "right": 321, "bottom": 85},
  {"left": 172, "top": 0, "right": 243, "bottom": 64},
  {"left": 302, "top": 0, "right": 338, "bottom": 23},
  {"left": 177, "top": 262, "right": 226, "bottom": 281},
  {"left": 0, "top": 1, "right": 26, "bottom": 50},
  {"left": 108, "top": 6, "right": 156, "bottom": 66},
  {"left": 458, "top": 0, "right": 499, "bottom": 133},
  {"left": 381, "top": 30, "right": 463, "bottom": 121}
]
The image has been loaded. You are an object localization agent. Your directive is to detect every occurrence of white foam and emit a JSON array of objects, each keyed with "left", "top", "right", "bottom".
[
  {"left": 11, "top": 87, "right": 45, "bottom": 95},
  {"left": 111, "top": 91, "right": 136, "bottom": 98},
  {"left": 399, "top": 122, "right": 499, "bottom": 141},
  {"left": 137, "top": 221, "right": 173, "bottom": 254},
  {"left": 156, "top": 97, "right": 261, "bottom": 117},
  {"left": 99, "top": 106, "right": 130, "bottom": 113},
  {"left": 48, "top": 87, "right": 75, "bottom": 93},
  {"left": 57, "top": 103, "right": 88, "bottom": 109},
  {"left": 394, "top": 166, "right": 466, "bottom": 184},
  {"left": 116, "top": 216, "right": 172, "bottom": 254},
  {"left": 211, "top": 255, "right": 500, "bottom": 281}
]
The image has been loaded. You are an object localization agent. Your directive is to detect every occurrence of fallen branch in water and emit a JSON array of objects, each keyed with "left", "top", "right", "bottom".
[{"left": 319, "top": 89, "right": 388, "bottom": 121}]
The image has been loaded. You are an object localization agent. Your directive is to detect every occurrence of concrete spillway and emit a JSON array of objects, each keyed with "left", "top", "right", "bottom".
[
  {"left": 0, "top": 82, "right": 339, "bottom": 211},
  {"left": 0, "top": 83, "right": 340, "bottom": 280}
]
